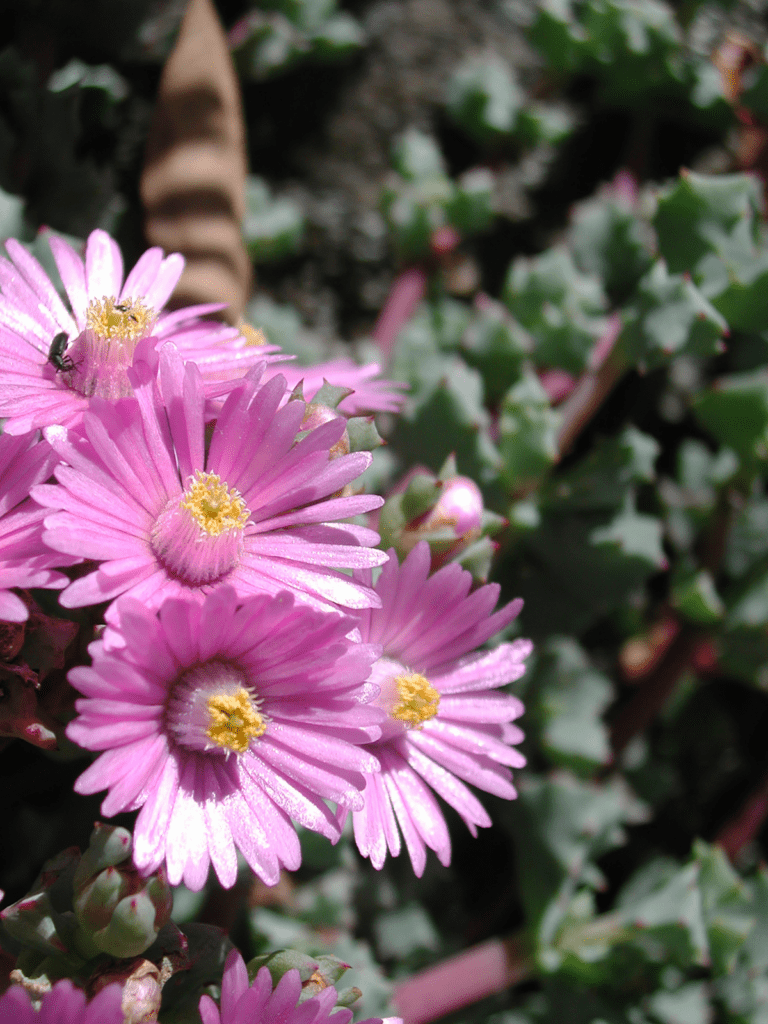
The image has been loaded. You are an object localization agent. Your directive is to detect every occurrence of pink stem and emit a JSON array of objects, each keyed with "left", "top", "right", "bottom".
[
  {"left": 373, "top": 267, "right": 427, "bottom": 360},
  {"left": 556, "top": 328, "right": 626, "bottom": 458},
  {"left": 391, "top": 936, "right": 532, "bottom": 1024}
]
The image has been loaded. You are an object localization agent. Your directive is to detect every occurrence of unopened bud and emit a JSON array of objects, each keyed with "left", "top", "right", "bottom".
[
  {"left": 247, "top": 949, "right": 319, "bottom": 986},
  {"left": 73, "top": 824, "right": 132, "bottom": 892},
  {"left": 379, "top": 459, "right": 505, "bottom": 582},
  {"left": 421, "top": 476, "right": 483, "bottom": 539},
  {"left": 298, "top": 955, "right": 352, "bottom": 1003},
  {"left": 73, "top": 825, "right": 173, "bottom": 960},
  {"left": 301, "top": 404, "right": 350, "bottom": 459},
  {"left": 87, "top": 889, "right": 166, "bottom": 959},
  {"left": 0, "top": 848, "right": 79, "bottom": 957}
]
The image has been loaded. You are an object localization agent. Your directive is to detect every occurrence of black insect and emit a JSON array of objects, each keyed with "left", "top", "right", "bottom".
[
  {"left": 114, "top": 302, "right": 138, "bottom": 322},
  {"left": 48, "top": 332, "right": 75, "bottom": 373}
]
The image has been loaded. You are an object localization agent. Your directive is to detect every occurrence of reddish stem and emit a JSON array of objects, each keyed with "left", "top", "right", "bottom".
[
  {"left": 715, "top": 769, "right": 768, "bottom": 859},
  {"left": 609, "top": 625, "right": 703, "bottom": 758},
  {"left": 373, "top": 267, "right": 428, "bottom": 360},
  {"left": 555, "top": 328, "right": 626, "bottom": 458},
  {"left": 391, "top": 935, "right": 532, "bottom": 1024}
]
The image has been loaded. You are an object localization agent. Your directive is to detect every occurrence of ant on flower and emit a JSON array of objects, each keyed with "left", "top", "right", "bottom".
[{"left": 114, "top": 302, "right": 139, "bottom": 322}]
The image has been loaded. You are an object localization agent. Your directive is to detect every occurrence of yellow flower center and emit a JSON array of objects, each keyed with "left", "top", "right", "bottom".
[
  {"left": 239, "top": 322, "right": 268, "bottom": 346},
  {"left": 206, "top": 689, "right": 266, "bottom": 753},
  {"left": 180, "top": 471, "right": 250, "bottom": 536},
  {"left": 390, "top": 673, "right": 440, "bottom": 728},
  {"left": 85, "top": 296, "right": 156, "bottom": 343}
]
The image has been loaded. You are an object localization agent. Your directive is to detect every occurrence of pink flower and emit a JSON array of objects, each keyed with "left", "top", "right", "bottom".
[
  {"left": 0, "top": 431, "right": 75, "bottom": 622},
  {"left": 0, "top": 230, "right": 279, "bottom": 435},
  {"left": 67, "top": 588, "right": 382, "bottom": 888},
  {"left": 348, "top": 542, "right": 530, "bottom": 876},
  {"left": 200, "top": 950, "right": 384, "bottom": 1024},
  {"left": 0, "top": 980, "right": 123, "bottom": 1024},
  {"left": 266, "top": 358, "right": 407, "bottom": 416},
  {"left": 33, "top": 345, "right": 387, "bottom": 618}
]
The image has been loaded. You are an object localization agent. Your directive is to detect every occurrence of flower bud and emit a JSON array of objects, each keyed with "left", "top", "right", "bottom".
[
  {"left": 301, "top": 403, "right": 350, "bottom": 459},
  {"left": 420, "top": 475, "right": 484, "bottom": 540},
  {"left": 73, "top": 823, "right": 132, "bottom": 893},
  {"left": 298, "top": 955, "right": 353, "bottom": 1003},
  {"left": 72, "top": 825, "right": 172, "bottom": 960},
  {"left": 247, "top": 950, "right": 359, "bottom": 1010},
  {"left": 379, "top": 457, "right": 504, "bottom": 580},
  {"left": 247, "top": 949, "right": 319, "bottom": 986},
  {"left": 0, "top": 848, "right": 79, "bottom": 957}
]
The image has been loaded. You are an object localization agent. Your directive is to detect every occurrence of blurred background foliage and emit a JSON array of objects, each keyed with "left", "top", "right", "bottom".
[{"left": 5, "top": 0, "right": 768, "bottom": 1023}]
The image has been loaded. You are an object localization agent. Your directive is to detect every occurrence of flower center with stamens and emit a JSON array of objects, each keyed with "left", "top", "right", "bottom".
[
  {"left": 239, "top": 323, "right": 267, "bottom": 346},
  {"left": 151, "top": 472, "right": 250, "bottom": 586},
  {"left": 165, "top": 660, "right": 266, "bottom": 755},
  {"left": 180, "top": 471, "right": 250, "bottom": 536},
  {"left": 369, "top": 657, "right": 441, "bottom": 738},
  {"left": 86, "top": 296, "right": 155, "bottom": 342},
  {"left": 63, "top": 295, "right": 157, "bottom": 399},
  {"left": 206, "top": 690, "right": 267, "bottom": 753},
  {"left": 390, "top": 673, "right": 440, "bottom": 727}
]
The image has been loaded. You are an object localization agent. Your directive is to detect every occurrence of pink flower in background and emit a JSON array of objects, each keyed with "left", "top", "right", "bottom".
[
  {"left": 67, "top": 588, "right": 382, "bottom": 888},
  {"left": 0, "top": 980, "right": 123, "bottom": 1024},
  {"left": 200, "top": 949, "right": 385, "bottom": 1024},
  {"left": 0, "top": 229, "right": 280, "bottom": 434},
  {"left": 33, "top": 345, "right": 386, "bottom": 618},
  {"left": 348, "top": 542, "right": 530, "bottom": 876},
  {"left": 267, "top": 358, "right": 407, "bottom": 416},
  {"left": 0, "top": 431, "right": 76, "bottom": 622}
]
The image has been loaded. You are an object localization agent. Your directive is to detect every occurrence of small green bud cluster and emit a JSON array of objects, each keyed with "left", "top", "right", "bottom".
[{"left": 0, "top": 823, "right": 173, "bottom": 991}]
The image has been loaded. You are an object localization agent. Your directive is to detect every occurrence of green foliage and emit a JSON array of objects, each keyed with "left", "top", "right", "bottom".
[
  {"left": 243, "top": 177, "right": 305, "bottom": 263},
  {"left": 741, "top": 64, "right": 768, "bottom": 124},
  {"left": 507, "top": 770, "right": 648, "bottom": 934},
  {"left": 382, "top": 129, "right": 496, "bottom": 258},
  {"left": 446, "top": 53, "right": 576, "bottom": 149},
  {"left": 694, "top": 370, "right": 768, "bottom": 462},
  {"left": 568, "top": 185, "right": 654, "bottom": 301},
  {"left": 447, "top": 55, "right": 525, "bottom": 143},
  {"left": 618, "top": 260, "right": 727, "bottom": 371},
  {"left": 672, "top": 569, "right": 724, "bottom": 624},
  {"left": 389, "top": 299, "right": 503, "bottom": 483},
  {"left": 532, "top": 843, "right": 767, "bottom": 997},
  {"left": 654, "top": 172, "right": 768, "bottom": 332},
  {"left": 230, "top": 0, "right": 365, "bottom": 79},
  {"left": 498, "top": 372, "right": 561, "bottom": 491},
  {"left": 523, "top": 637, "right": 613, "bottom": 774},
  {"left": 505, "top": 429, "right": 664, "bottom": 636},
  {"left": 528, "top": 0, "right": 731, "bottom": 119},
  {"left": 504, "top": 247, "right": 608, "bottom": 374},
  {"left": 461, "top": 299, "right": 533, "bottom": 406}
]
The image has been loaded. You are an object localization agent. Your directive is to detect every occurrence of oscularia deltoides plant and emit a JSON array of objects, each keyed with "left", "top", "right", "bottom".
[{"left": 0, "top": 230, "right": 529, "bottom": 1020}]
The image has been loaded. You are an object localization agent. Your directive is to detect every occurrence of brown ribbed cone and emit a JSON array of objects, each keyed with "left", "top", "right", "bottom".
[{"left": 141, "top": 0, "right": 251, "bottom": 324}]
